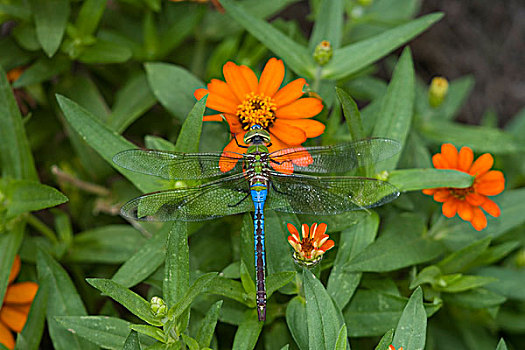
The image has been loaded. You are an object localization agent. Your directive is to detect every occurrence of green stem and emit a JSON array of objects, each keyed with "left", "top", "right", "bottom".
[
  {"left": 26, "top": 214, "right": 58, "bottom": 243},
  {"left": 312, "top": 65, "right": 323, "bottom": 93},
  {"left": 191, "top": 35, "right": 207, "bottom": 78}
]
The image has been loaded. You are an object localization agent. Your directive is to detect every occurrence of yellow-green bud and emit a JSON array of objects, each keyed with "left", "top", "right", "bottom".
[
  {"left": 357, "top": 0, "right": 373, "bottom": 6},
  {"left": 150, "top": 296, "right": 168, "bottom": 318},
  {"left": 313, "top": 40, "right": 333, "bottom": 66},
  {"left": 516, "top": 249, "right": 525, "bottom": 267},
  {"left": 428, "top": 76, "right": 449, "bottom": 108}
]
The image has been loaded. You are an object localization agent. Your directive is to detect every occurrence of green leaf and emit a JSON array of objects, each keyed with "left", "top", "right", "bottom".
[
  {"left": 123, "top": 330, "right": 142, "bottom": 350},
  {"left": 303, "top": 268, "right": 341, "bottom": 350},
  {"left": 129, "top": 324, "right": 165, "bottom": 343},
  {"left": 392, "top": 287, "right": 426, "bottom": 350},
  {"left": 0, "top": 65, "right": 37, "bottom": 180},
  {"left": 145, "top": 136, "right": 176, "bottom": 152},
  {"left": 418, "top": 119, "right": 524, "bottom": 154},
  {"left": 182, "top": 334, "right": 200, "bottom": 350},
  {"left": 196, "top": 300, "right": 223, "bottom": 349},
  {"left": 475, "top": 267, "right": 525, "bottom": 301},
  {"left": 267, "top": 271, "right": 296, "bottom": 298},
  {"left": 112, "top": 224, "right": 169, "bottom": 288},
  {"left": 286, "top": 296, "right": 308, "bottom": 350},
  {"left": 57, "top": 94, "right": 166, "bottom": 193},
  {"left": 344, "top": 214, "right": 445, "bottom": 272},
  {"left": 0, "top": 222, "right": 24, "bottom": 306},
  {"left": 240, "top": 259, "right": 256, "bottom": 295},
  {"left": 74, "top": 0, "right": 107, "bottom": 37},
  {"left": 206, "top": 276, "right": 254, "bottom": 307},
  {"left": 36, "top": 249, "right": 96, "bottom": 350},
  {"left": 220, "top": 0, "right": 315, "bottom": 78},
  {"left": 442, "top": 288, "right": 506, "bottom": 309},
  {"left": 108, "top": 72, "right": 156, "bottom": 133},
  {"left": 164, "top": 222, "right": 189, "bottom": 308},
  {"left": 322, "top": 13, "right": 443, "bottom": 80},
  {"left": 87, "top": 278, "right": 163, "bottom": 326},
  {"left": 2, "top": 179, "right": 68, "bottom": 217},
  {"left": 14, "top": 273, "right": 48, "bottom": 350},
  {"left": 66, "top": 225, "right": 147, "bottom": 263},
  {"left": 327, "top": 212, "right": 379, "bottom": 309},
  {"left": 495, "top": 338, "right": 508, "bottom": 350},
  {"left": 436, "top": 237, "right": 491, "bottom": 274},
  {"left": 333, "top": 324, "right": 348, "bottom": 350},
  {"left": 343, "top": 289, "right": 440, "bottom": 337},
  {"left": 167, "top": 272, "right": 217, "bottom": 320},
  {"left": 77, "top": 40, "right": 132, "bottom": 64},
  {"left": 375, "top": 329, "right": 394, "bottom": 350},
  {"left": 145, "top": 62, "right": 204, "bottom": 121},
  {"left": 266, "top": 211, "right": 296, "bottom": 275},
  {"left": 388, "top": 168, "right": 473, "bottom": 192},
  {"left": 373, "top": 47, "right": 415, "bottom": 170},
  {"left": 30, "top": 0, "right": 70, "bottom": 57},
  {"left": 13, "top": 56, "right": 70, "bottom": 88},
  {"left": 174, "top": 96, "right": 206, "bottom": 153},
  {"left": 232, "top": 310, "right": 264, "bottom": 350},
  {"left": 309, "top": 0, "right": 344, "bottom": 50},
  {"left": 55, "top": 316, "right": 147, "bottom": 350},
  {"left": 336, "top": 87, "right": 364, "bottom": 141}
]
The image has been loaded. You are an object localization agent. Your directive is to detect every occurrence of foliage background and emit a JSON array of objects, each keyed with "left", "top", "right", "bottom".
[{"left": 0, "top": 0, "right": 524, "bottom": 349}]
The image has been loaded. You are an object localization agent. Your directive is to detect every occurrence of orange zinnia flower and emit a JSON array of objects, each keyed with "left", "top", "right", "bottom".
[
  {"left": 389, "top": 346, "right": 403, "bottom": 350},
  {"left": 194, "top": 58, "right": 324, "bottom": 172},
  {"left": 287, "top": 223, "right": 334, "bottom": 266},
  {"left": 0, "top": 256, "right": 38, "bottom": 350},
  {"left": 423, "top": 144, "right": 505, "bottom": 231}
]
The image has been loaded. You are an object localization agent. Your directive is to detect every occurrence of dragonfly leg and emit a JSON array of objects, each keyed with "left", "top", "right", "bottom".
[
  {"left": 227, "top": 191, "right": 250, "bottom": 208},
  {"left": 270, "top": 181, "right": 292, "bottom": 196},
  {"left": 232, "top": 133, "right": 249, "bottom": 149}
]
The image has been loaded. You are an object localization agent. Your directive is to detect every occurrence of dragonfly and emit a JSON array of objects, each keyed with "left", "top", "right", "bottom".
[{"left": 113, "top": 125, "right": 400, "bottom": 321}]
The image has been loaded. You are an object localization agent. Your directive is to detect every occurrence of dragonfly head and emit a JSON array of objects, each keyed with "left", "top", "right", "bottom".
[{"left": 244, "top": 124, "right": 271, "bottom": 145}]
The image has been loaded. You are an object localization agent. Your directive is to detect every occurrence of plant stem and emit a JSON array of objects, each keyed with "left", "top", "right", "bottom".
[{"left": 26, "top": 214, "right": 58, "bottom": 243}]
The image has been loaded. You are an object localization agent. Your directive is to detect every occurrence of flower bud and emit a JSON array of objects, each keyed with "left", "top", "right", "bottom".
[
  {"left": 313, "top": 40, "right": 333, "bottom": 66},
  {"left": 150, "top": 296, "right": 168, "bottom": 318},
  {"left": 428, "top": 76, "right": 449, "bottom": 108}
]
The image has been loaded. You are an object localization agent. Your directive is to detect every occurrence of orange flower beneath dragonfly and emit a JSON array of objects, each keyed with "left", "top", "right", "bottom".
[
  {"left": 389, "top": 346, "right": 403, "bottom": 350},
  {"left": 423, "top": 144, "right": 505, "bottom": 231},
  {"left": 0, "top": 256, "right": 38, "bottom": 350},
  {"left": 287, "top": 223, "right": 334, "bottom": 266},
  {"left": 194, "top": 58, "right": 324, "bottom": 172}
]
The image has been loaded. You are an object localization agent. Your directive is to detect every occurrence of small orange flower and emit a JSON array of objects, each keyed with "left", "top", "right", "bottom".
[
  {"left": 0, "top": 256, "right": 38, "bottom": 350},
  {"left": 389, "top": 346, "right": 403, "bottom": 350},
  {"left": 287, "top": 223, "right": 334, "bottom": 266},
  {"left": 194, "top": 58, "right": 324, "bottom": 172},
  {"left": 423, "top": 144, "right": 505, "bottom": 231}
]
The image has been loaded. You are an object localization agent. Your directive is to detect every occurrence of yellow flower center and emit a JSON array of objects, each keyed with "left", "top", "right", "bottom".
[{"left": 236, "top": 93, "right": 276, "bottom": 130}]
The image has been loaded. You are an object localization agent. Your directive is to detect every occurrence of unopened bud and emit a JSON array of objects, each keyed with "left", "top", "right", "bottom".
[
  {"left": 313, "top": 40, "right": 333, "bottom": 66},
  {"left": 357, "top": 0, "right": 373, "bottom": 6},
  {"left": 428, "top": 77, "right": 449, "bottom": 108},
  {"left": 150, "top": 296, "right": 167, "bottom": 318}
]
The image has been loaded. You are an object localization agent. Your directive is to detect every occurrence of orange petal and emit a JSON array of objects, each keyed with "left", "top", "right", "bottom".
[
  {"left": 276, "top": 119, "right": 325, "bottom": 138},
  {"left": 219, "top": 138, "right": 244, "bottom": 172},
  {"left": 457, "top": 201, "right": 474, "bottom": 221},
  {"left": 0, "top": 305, "right": 28, "bottom": 333},
  {"left": 4, "top": 282, "right": 38, "bottom": 304},
  {"left": 475, "top": 170, "right": 505, "bottom": 196},
  {"left": 441, "top": 144, "right": 459, "bottom": 169},
  {"left": 458, "top": 146, "right": 474, "bottom": 172},
  {"left": 0, "top": 321, "right": 15, "bottom": 350},
  {"left": 223, "top": 62, "right": 253, "bottom": 102},
  {"left": 195, "top": 89, "right": 238, "bottom": 114},
  {"left": 422, "top": 188, "right": 437, "bottom": 195},
  {"left": 258, "top": 58, "right": 285, "bottom": 97},
  {"left": 471, "top": 207, "right": 487, "bottom": 231},
  {"left": 270, "top": 120, "right": 307, "bottom": 145},
  {"left": 207, "top": 79, "right": 240, "bottom": 103},
  {"left": 481, "top": 198, "right": 501, "bottom": 217},
  {"left": 268, "top": 137, "right": 294, "bottom": 174},
  {"left": 301, "top": 224, "right": 309, "bottom": 240},
  {"left": 287, "top": 223, "right": 299, "bottom": 236},
  {"left": 433, "top": 189, "right": 451, "bottom": 202},
  {"left": 275, "top": 98, "right": 323, "bottom": 119},
  {"left": 432, "top": 153, "right": 448, "bottom": 169},
  {"left": 469, "top": 153, "right": 494, "bottom": 177},
  {"left": 442, "top": 199, "right": 458, "bottom": 218},
  {"left": 466, "top": 192, "right": 486, "bottom": 206},
  {"left": 315, "top": 223, "right": 327, "bottom": 236},
  {"left": 239, "top": 65, "right": 259, "bottom": 93},
  {"left": 8, "top": 256, "right": 20, "bottom": 284},
  {"left": 273, "top": 78, "right": 306, "bottom": 107},
  {"left": 320, "top": 239, "right": 334, "bottom": 251}
]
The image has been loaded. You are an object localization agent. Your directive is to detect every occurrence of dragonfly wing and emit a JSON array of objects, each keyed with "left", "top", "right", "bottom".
[
  {"left": 120, "top": 173, "right": 253, "bottom": 221},
  {"left": 268, "top": 138, "right": 401, "bottom": 173},
  {"left": 113, "top": 149, "right": 244, "bottom": 179},
  {"left": 266, "top": 172, "right": 399, "bottom": 215}
]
